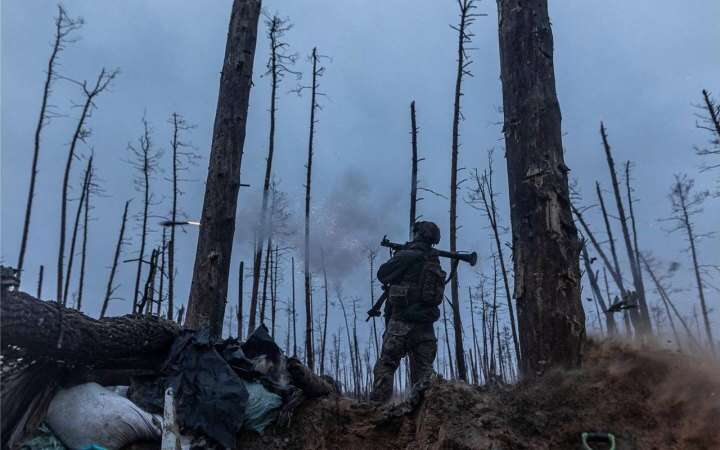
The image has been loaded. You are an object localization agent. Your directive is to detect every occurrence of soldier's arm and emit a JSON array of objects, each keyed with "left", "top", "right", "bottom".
[{"left": 376, "top": 249, "right": 424, "bottom": 284}]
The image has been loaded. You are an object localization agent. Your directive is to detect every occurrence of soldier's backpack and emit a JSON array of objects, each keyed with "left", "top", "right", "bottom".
[{"left": 418, "top": 257, "right": 446, "bottom": 306}]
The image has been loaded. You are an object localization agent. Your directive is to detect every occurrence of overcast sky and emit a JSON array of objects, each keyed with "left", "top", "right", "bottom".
[{"left": 2, "top": 1, "right": 719, "bottom": 347}]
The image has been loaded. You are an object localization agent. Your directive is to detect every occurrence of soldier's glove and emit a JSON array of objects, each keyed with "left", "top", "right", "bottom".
[{"left": 366, "top": 308, "right": 382, "bottom": 321}]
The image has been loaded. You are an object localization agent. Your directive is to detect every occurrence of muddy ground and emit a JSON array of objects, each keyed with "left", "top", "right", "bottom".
[{"left": 239, "top": 340, "right": 720, "bottom": 449}]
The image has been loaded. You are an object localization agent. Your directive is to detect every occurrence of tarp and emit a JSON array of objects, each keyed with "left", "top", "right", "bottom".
[{"left": 130, "top": 325, "right": 288, "bottom": 448}]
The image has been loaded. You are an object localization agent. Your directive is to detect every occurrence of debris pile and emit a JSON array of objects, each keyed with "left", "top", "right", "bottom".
[{"left": 1, "top": 291, "right": 335, "bottom": 449}]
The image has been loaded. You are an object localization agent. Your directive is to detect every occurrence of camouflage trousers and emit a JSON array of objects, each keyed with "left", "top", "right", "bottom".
[{"left": 370, "top": 319, "right": 437, "bottom": 402}]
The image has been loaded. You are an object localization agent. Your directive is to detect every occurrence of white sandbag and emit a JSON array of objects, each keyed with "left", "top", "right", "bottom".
[{"left": 46, "top": 382, "right": 162, "bottom": 450}]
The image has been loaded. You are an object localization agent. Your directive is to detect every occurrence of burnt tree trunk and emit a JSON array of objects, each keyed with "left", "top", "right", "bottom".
[
  {"left": 101, "top": 200, "right": 130, "bottom": 318},
  {"left": 320, "top": 250, "right": 330, "bottom": 375},
  {"left": 237, "top": 260, "right": 244, "bottom": 340},
  {"left": 303, "top": 47, "right": 321, "bottom": 372},
  {"left": 409, "top": 101, "right": 419, "bottom": 240},
  {"left": 62, "top": 157, "right": 92, "bottom": 307},
  {"left": 581, "top": 242, "right": 615, "bottom": 335},
  {"left": 1, "top": 291, "right": 179, "bottom": 365},
  {"left": 131, "top": 118, "right": 153, "bottom": 314},
  {"left": 497, "top": 0, "right": 585, "bottom": 375},
  {"left": 57, "top": 68, "right": 115, "bottom": 306},
  {"left": 448, "top": 0, "right": 477, "bottom": 382},
  {"left": 76, "top": 160, "right": 92, "bottom": 312},
  {"left": 36, "top": 265, "right": 44, "bottom": 299},
  {"left": 291, "top": 256, "right": 297, "bottom": 355},
  {"left": 18, "top": 6, "right": 80, "bottom": 282},
  {"left": 186, "top": 0, "right": 261, "bottom": 338},
  {"left": 600, "top": 124, "right": 651, "bottom": 333}
]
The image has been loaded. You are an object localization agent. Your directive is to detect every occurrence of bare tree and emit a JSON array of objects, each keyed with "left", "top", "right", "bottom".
[
  {"left": 468, "top": 284, "right": 484, "bottom": 383},
  {"left": 18, "top": 5, "right": 82, "bottom": 282},
  {"left": 467, "top": 152, "right": 520, "bottom": 363},
  {"left": 37, "top": 265, "right": 44, "bottom": 299},
  {"left": 441, "top": 297, "right": 455, "bottom": 379},
  {"left": 580, "top": 242, "right": 615, "bottom": 335},
  {"left": 300, "top": 47, "right": 326, "bottom": 371},
  {"left": 367, "top": 248, "right": 380, "bottom": 356},
  {"left": 156, "top": 228, "right": 167, "bottom": 316},
  {"left": 320, "top": 250, "right": 330, "bottom": 374},
  {"left": 237, "top": 261, "right": 244, "bottom": 340},
  {"left": 249, "top": 14, "right": 299, "bottom": 331},
  {"left": 497, "top": 0, "right": 585, "bottom": 375},
  {"left": 57, "top": 68, "right": 117, "bottom": 304},
  {"left": 129, "top": 116, "right": 160, "bottom": 314},
  {"left": 594, "top": 182, "right": 642, "bottom": 334},
  {"left": 665, "top": 175, "right": 714, "bottom": 354},
  {"left": 101, "top": 200, "right": 130, "bottom": 318},
  {"left": 271, "top": 244, "right": 280, "bottom": 337},
  {"left": 62, "top": 157, "right": 92, "bottom": 306},
  {"left": 409, "top": 100, "right": 420, "bottom": 239},
  {"left": 599, "top": 124, "right": 651, "bottom": 333},
  {"left": 695, "top": 89, "right": 720, "bottom": 178},
  {"left": 291, "top": 256, "right": 297, "bottom": 355},
  {"left": 186, "top": 0, "right": 262, "bottom": 337},
  {"left": 448, "top": 0, "right": 481, "bottom": 382},
  {"left": 139, "top": 248, "right": 159, "bottom": 315},
  {"left": 76, "top": 158, "right": 94, "bottom": 312},
  {"left": 167, "top": 112, "right": 197, "bottom": 321},
  {"left": 641, "top": 254, "right": 701, "bottom": 351}
]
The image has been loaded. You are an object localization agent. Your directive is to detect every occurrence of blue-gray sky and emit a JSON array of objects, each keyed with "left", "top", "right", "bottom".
[{"left": 2, "top": 1, "right": 719, "bottom": 345}]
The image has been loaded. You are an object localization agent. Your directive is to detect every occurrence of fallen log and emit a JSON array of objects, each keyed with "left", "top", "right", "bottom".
[
  {"left": 1, "top": 290, "right": 180, "bottom": 367},
  {"left": 1, "top": 291, "right": 181, "bottom": 448}
]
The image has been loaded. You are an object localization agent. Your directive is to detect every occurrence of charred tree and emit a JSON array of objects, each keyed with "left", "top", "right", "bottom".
[
  {"left": 237, "top": 261, "right": 244, "bottom": 340},
  {"left": 156, "top": 228, "right": 167, "bottom": 316},
  {"left": 186, "top": 0, "right": 261, "bottom": 338},
  {"left": 468, "top": 153, "right": 520, "bottom": 363},
  {"left": 695, "top": 89, "right": 720, "bottom": 177},
  {"left": 129, "top": 117, "right": 159, "bottom": 314},
  {"left": 249, "top": 15, "right": 298, "bottom": 332},
  {"left": 448, "top": 0, "right": 480, "bottom": 382},
  {"left": 581, "top": 242, "right": 615, "bottom": 335},
  {"left": 57, "top": 68, "right": 116, "bottom": 304},
  {"left": 2, "top": 291, "right": 179, "bottom": 366},
  {"left": 76, "top": 159, "right": 93, "bottom": 312},
  {"left": 260, "top": 235, "right": 273, "bottom": 324},
  {"left": 36, "top": 266, "right": 44, "bottom": 300},
  {"left": 441, "top": 298, "right": 456, "bottom": 379},
  {"left": 599, "top": 124, "right": 651, "bottom": 333},
  {"left": 641, "top": 254, "right": 701, "bottom": 351},
  {"left": 595, "top": 182, "right": 642, "bottom": 334},
  {"left": 497, "top": 0, "right": 585, "bottom": 375},
  {"left": 62, "top": 157, "right": 92, "bottom": 306},
  {"left": 301, "top": 47, "right": 325, "bottom": 371},
  {"left": 291, "top": 256, "right": 297, "bottom": 355},
  {"left": 271, "top": 244, "right": 279, "bottom": 337},
  {"left": 167, "top": 112, "right": 196, "bottom": 321},
  {"left": 18, "top": 6, "right": 82, "bottom": 282},
  {"left": 320, "top": 250, "right": 330, "bottom": 375},
  {"left": 101, "top": 201, "right": 130, "bottom": 318},
  {"left": 368, "top": 248, "right": 380, "bottom": 356},
  {"left": 666, "top": 175, "right": 714, "bottom": 354},
  {"left": 409, "top": 100, "right": 420, "bottom": 239}
]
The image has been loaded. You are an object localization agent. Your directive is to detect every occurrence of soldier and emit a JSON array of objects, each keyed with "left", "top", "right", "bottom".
[{"left": 370, "top": 221, "right": 447, "bottom": 402}]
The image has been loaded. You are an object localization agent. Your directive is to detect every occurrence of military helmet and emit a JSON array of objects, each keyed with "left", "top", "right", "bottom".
[{"left": 413, "top": 221, "right": 441, "bottom": 245}]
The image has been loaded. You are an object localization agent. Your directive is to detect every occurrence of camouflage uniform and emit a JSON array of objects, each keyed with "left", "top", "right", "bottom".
[
  {"left": 371, "top": 319, "right": 437, "bottom": 402},
  {"left": 370, "top": 222, "right": 445, "bottom": 403}
]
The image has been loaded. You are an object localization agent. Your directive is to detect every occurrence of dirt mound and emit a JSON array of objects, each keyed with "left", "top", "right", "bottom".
[{"left": 240, "top": 340, "right": 720, "bottom": 449}]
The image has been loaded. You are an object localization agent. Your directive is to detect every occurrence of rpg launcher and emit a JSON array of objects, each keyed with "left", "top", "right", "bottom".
[
  {"left": 366, "top": 236, "right": 477, "bottom": 321},
  {"left": 380, "top": 236, "right": 478, "bottom": 266}
]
